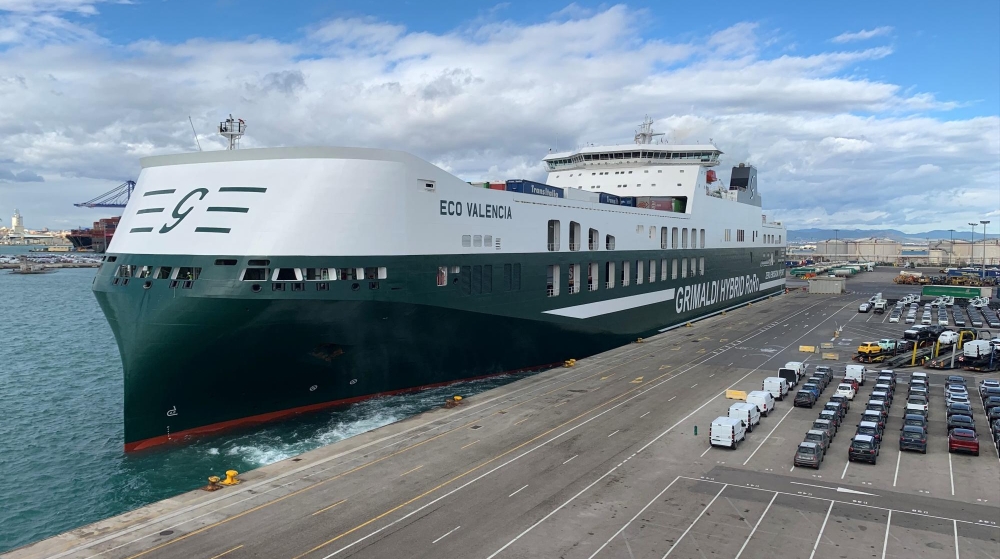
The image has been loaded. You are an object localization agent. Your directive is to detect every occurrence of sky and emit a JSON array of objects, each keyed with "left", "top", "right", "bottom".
[{"left": 0, "top": 0, "right": 998, "bottom": 233}]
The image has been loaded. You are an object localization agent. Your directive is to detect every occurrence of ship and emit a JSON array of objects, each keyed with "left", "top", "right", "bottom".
[
  {"left": 92, "top": 117, "right": 788, "bottom": 451},
  {"left": 68, "top": 216, "right": 121, "bottom": 253}
]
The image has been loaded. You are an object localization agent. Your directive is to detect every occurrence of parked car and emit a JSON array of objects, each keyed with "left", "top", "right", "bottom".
[
  {"left": 808, "top": 375, "right": 829, "bottom": 389},
  {"left": 824, "top": 401, "right": 847, "bottom": 420},
  {"left": 906, "top": 395, "right": 929, "bottom": 417},
  {"left": 836, "top": 383, "right": 857, "bottom": 400},
  {"left": 856, "top": 421, "right": 883, "bottom": 445},
  {"left": 901, "top": 413, "right": 929, "bottom": 434},
  {"left": 801, "top": 382, "right": 822, "bottom": 398},
  {"left": 979, "top": 379, "right": 1000, "bottom": 397},
  {"left": 746, "top": 391, "right": 775, "bottom": 417},
  {"left": 841, "top": 377, "right": 860, "bottom": 392},
  {"left": 794, "top": 391, "right": 818, "bottom": 408},
  {"left": 946, "top": 375, "right": 967, "bottom": 386},
  {"left": 812, "top": 419, "right": 837, "bottom": 439},
  {"left": 871, "top": 390, "right": 893, "bottom": 407},
  {"left": 858, "top": 342, "right": 881, "bottom": 355},
  {"left": 948, "top": 428, "right": 980, "bottom": 456},
  {"left": 845, "top": 365, "right": 867, "bottom": 386},
  {"left": 946, "top": 393, "right": 970, "bottom": 406},
  {"left": 946, "top": 402, "right": 974, "bottom": 418},
  {"left": 814, "top": 366, "right": 834, "bottom": 385},
  {"left": 909, "top": 386, "right": 930, "bottom": 400},
  {"left": 849, "top": 434, "right": 879, "bottom": 464},
  {"left": 982, "top": 387, "right": 1000, "bottom": 402},
  {"left": 861, "top": 409, "right": 886, "bottom": 430},
  {"left": 899, "top": 425, "right": 928, "bottom": 453},
  {"left": 794, "top": 442, "right": 824, "bottom": 469},
  {"left": 987, "top": 406, "right": 1000, "bottom": 423},
  {"left": 859, "top": 303, "right": 871, "bottom": 313},
  {"left": 819, "top": 409, "right": 842, "bottom": 429},
  {"left": 865, "top": 400, "right": 889, "bottom": 421},
  {"left": 830, "top": 394, "right": 851, "bottom": 411},
  {"left": 947, "top": 414, "right": 975, "bottom": 433},
  {"left": 983, "top": 396, "right": 1000, "bottom": 414},
  {"left": 804, "top": 430, "right": 830, "bottom": 454}
]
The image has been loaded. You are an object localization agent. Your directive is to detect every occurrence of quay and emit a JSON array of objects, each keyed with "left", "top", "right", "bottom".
[{"left": 9, "top": 272, "right": 1000, "bottom": 559}]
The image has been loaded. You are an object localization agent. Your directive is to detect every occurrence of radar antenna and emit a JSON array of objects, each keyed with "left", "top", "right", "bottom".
[
  {"left": 218, "top": 114, "right": 246, "bottom": 150},
  {"left": 634, "top": 115, "right": 665, "bottom": 145}
]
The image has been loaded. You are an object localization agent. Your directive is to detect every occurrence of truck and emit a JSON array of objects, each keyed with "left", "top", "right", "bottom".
[{"left": 873, "top": 300, "right": 887, "bottom": 314}]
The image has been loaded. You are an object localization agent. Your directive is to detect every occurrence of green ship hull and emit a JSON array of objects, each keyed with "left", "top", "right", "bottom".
[{"left": 93, "top": 249, "right": 784, "bottom": 450}]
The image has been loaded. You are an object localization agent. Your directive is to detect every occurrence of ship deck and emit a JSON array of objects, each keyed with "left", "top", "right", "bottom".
[{"left": 11, "top": 272, "right": 1000, "bottom": 559}]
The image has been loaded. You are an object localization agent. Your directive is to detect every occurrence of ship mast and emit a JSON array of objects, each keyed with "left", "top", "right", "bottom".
[
  {"left": 633, "top": 115, "right": 664, "bottom": 145},
  {"left": 218, "top": 114, "right": 246, "bottom": 150}
]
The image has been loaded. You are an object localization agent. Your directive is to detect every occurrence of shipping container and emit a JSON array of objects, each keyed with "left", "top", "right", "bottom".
[
  {"left": 598, "top": 193, "right": 620, "bottom": 205},
  {"left": 467, "top": 181, "right": 489, "bottom": 188},
  {"left": 505, "top": 179, "right": 564, "bottom": 198},
  {"left": 488, "top": 182, "right": 506, "bottom": 190},
  {"left": 635, "top": 196, "right": 675, "bottom": 211},
  {"left": 619, "top": 197, "right": 636, "bottom": 207}
]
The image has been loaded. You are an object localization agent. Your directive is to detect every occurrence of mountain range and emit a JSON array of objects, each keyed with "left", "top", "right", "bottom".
[{"left": 788, "top": 228, "right": 1000, "bottom": 243}]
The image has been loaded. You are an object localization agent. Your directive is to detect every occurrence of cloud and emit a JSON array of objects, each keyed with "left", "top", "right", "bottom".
[
  {"left": 831, "top": 26, "right": 893, "bottom": 44},
  {"left": 0, "top": 8, "right": 995, "bottom": 233},
  {"left": 0, "top": 167, "right": 44, "bottom": 181}
]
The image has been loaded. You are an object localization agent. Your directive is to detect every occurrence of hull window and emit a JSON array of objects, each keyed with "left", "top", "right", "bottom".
[
  {"left": 605, "top": 262, "right": 615, "bottom": 289},
  {"left": 671, "top": 259, "right": 678, "bottom": 279},
  {"left": 437, "top": 267, "right": 448, "bottom": 287},
  {"left": 569, "top": 221, "right": 581, "bottom": 251},
  {"left": 241, "top": 267, "right": 268, "bottom": 281},
  {"left": 589, "top": 228, "right": 599, "bottom": 250},
  {"left": 606, "top": 235, "right": 615, "bottom": 250},
  {"left": 305, "top": 268, "right": 333, "bottom": 281},
  {"left": 472, "top": 265, "right": 482, "bottom": 294},
  {"left": 588, "top": 263, "right": 598, "bottom": 291},
  {"left": 621, "top": 261, "right": 630, "bottom": 287},
  {"left": 681, "top": 259, "right": 688, "bottom": 278},
  {"left": 661, "top": 258, "right": 667, "bottom": 281},
  {"left": 636, "top": 260, "right": 643, "bottom": 285},
  {"left": 136, "top": 266, "right": 152, "bottom": 279},
  {"left": 176, "top": 267, "right": 201, "bottom": 281},
  {"left": 155, "top": 266, "right": 172, "bottom": 280},
  {"left": 461, "top": 266, "right": 471, "bottom": 294},
  {"left": 569, "top": 264, "right": 580, "bottom": 294},
  {"left": 547, "top": 265, "right": 560, "bottom": 296},
  {"left": 339, "top": 268, "right": 356, "bottom": 281},
  {"left": 512, "top": 263, "right": 521, "bottom": 290},
  {"left": 547, "top": 220, "right": 561, "bottom": 251},
  {"left": 649, "top": 259, "right": 656, "bottom": 283},
  {"left": 691, "top": 258, "right": 697, "bottom": 277},
  {"left": 699, "top": 257, "right": 705, "bottom": 276},
  {"left": 273, "top": 268, "right": 300, "bottom": 281},
  {"left": 483, "top": 265, "right": 492, "bottom": 293}
]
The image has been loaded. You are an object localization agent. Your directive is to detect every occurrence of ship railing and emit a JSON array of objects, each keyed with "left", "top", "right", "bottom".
[
  {"left": 547, "top": 286, "right": 556, "bottom": 297},
  {"left": 605, "top": 281, "right": 614, "bottom": 289},
  {"left": 547, "top": 243, "right": 559, "bottom": 251},
  {"left": 588, "top": 282, "right": 597, "bottom": 292},
  {"left": 569, "top": 242, "right": 580, "bottom": 251}
]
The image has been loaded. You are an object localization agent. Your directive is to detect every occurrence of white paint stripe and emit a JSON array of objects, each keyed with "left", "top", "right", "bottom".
[
  {"left": 841, "top": 461, "right": 850, "bottom": 480},
  {"left": 432, "top": 526, "right": 460, "bottom": 544},
  {"left": 893, "top": 451, "right": 901, "bottom": 487},
  {"left": 735, "top": 492, "right": 778, "bottom": 559},
  {"left": 809, "top": 501, "right": 835, "bottom": 559},
  {"left": 508, "top": 484, "right": 528, "bottom": 498},
  {"left": 742, "top": 406, "right": 793, "bottom": 466},
  {"left": 667, "top": 396, "right": 676, "bottom": 401},
  {"left": 954, "top": 519, "right": 960, "bottom": 559},
  {"left": 607, "top": 430, "right": 620, "bottom": 438},
  {"left": 949, "top": 453, "right": 955, "bottom": 496},
  {"left": 881, "top": 510, "right": 892, "bottom": 559},
  {"left": 587, "top": 477, "right": 680, "bottom": 559},
  {"left": 662, "top": 484, "right": 728, "bottom": 557},
  {"left": 700, "top": 446, "right": 711, "bottom": 457},
  {"left": 760, "top": 278, "right": 786, "bottom": 290},
  {"left": 543, "top": 288, "right": 676, "bottom": 318},
  {"left": 562, "top": 455, "right": 578, "bottom": 465},
  {"left": 639, "top": 411, "right": 650, "bottom": 418}
]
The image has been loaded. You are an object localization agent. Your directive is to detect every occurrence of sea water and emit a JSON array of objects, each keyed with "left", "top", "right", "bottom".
[{"left": 0, "top": 266, "right": 525, "bottom": 552}]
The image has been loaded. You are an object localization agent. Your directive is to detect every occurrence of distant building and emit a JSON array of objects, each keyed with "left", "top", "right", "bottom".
[{"left": 12, "top": 209, "right": 24, "bottom": 235}]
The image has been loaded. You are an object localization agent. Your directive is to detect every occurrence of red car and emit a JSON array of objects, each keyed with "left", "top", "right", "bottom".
[
  {"left": 947, "top": 428, "right": 979, "bottom": 456},
  {"left": 841, "top": 378, "right": 860, "bottom": 392}
]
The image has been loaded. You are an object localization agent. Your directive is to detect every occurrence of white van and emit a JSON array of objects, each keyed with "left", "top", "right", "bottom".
[
  {"left": 710, "top": 416, "right": 747, "bottom": 449},
  {"left": 845, "top": 364, "right": 867, "bottom": 386},
  {"left": 762, "top": 377, "right": 789, "bottom": 401},
  {"left": 783, "top": 361, "right": 807, "bottom": 382},
  {"left": 729, "top": 402, "right": 761, "bottom": 432},
  {"left": 746, "top": 390, "right": 775, "bottom": 417}
]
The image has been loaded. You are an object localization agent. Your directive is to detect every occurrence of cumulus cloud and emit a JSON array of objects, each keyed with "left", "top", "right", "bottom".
[
  {"left": 831, "top": 26, "right": 893, "bottom": 44},
  {"left": 0, "top": 6, "right": 996, "bottom": 232},
  {"left": 0, "top": 167, "right": 44, "bottom": 181}
]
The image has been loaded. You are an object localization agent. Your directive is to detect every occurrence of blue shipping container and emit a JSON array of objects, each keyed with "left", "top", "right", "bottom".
[
  {"left": 505, "top": 179, "right": 564, "bottom": 199},
  {"left": 598, "top": 193, "right": 620, "bottom": 205},
  {"left": 619, "top": 196, "right": 636, "bottom": 207}
]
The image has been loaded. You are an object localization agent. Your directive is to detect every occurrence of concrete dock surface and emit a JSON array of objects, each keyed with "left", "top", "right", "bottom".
[{"left": 9, "top": 285, "right": 1000, "bottom": 559}]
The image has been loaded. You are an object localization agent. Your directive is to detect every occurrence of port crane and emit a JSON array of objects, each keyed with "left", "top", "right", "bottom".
[{"left": 74, "top": 180, "right": 136, "bottom": 208}]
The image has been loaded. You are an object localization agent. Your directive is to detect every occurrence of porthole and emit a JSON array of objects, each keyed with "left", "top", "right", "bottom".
[
  {"left": 351, "top": 282, "right": 360, "bottom": 291},
  {"left": 251, "top": 284, "right": 261, "bottom": 292},
  {"left": 309, "top": 385, "right": 318, "bottom": 392},
  {"left": 143, "top": 281, "right": 152, "bottom": 289}
]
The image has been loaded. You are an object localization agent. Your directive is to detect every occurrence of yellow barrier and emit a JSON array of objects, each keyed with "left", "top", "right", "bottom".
[
  {"left": 725, "top": 390, "right": 747, "bottom": 400},
  {"left": 820, "top": 342, "right": 834, "bottom": 349},
  {"left": 799, "top": 345, "right": 817, "bottom": 353},
  {"left": 821, "top": 352, "right": 839, "bottom": 360}
]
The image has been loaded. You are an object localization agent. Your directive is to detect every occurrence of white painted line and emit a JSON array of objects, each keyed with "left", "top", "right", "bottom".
[
  {"left": 662, "top": 484, "right": 728, "bottom": 557},
  {"left": 734, "top": 492, "right": 778, "bottom": 559},
  {"left": 743, "top": 406, "right": 794, "bottom": 466},
  {"left": 893, "top": 451, "right": 901, "bottom": 487},
  {"left": 809, "top": 501, "right": 835, "bottom": 559},
  {"left": 432, "top": 525, "right": 460, "bottom": 544},
  {"left": 953, "top": 519, "right": 960, "bottom": 559},
  {"left": 700, "top": 446, "right": 712, "bottom": 458},
  {"left": 562, "top": 454, "right": 578, "bottom": 465},
  {"left": 709, "top": 373, "right": 715, "bottom": 377},
  {"left": 690, "top": 383, "right": 698, "bottom": 388},
  {"left": 949, "top": 453, "right": 955, "bottom": 496},
  {"left": 790, "top": 465, "right": 795, "bottom": 472},
  {"left": 881, "top": 510, "right": 892, "bottom": 559},
  {"left": 587, "top": 477, "right": 680, "bottom": 559},
  {"left": 667, "top": 396, "right": 676, "bottom": 402},
  {"left": 608, "top": 430, "right": 620, "bottom": 438},
  {"left": 841, "top": 461, "right": 850, "bottom": 480},
  {"left": 640, "top": 411, "right": 650, "bottom": 418},
  {"left": 544, "top": 288, "right": 676, "bottom": 318},
  {"left": 509, "top": 484, "right": 529, "bottom": 498}
]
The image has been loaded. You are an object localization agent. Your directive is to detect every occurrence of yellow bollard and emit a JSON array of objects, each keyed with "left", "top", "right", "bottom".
[
  {"left": 202, "top": 476, "right": 223, "bottom": 492},
  {"left": 453, "top": 396, "right": 462, "bottom": 402},
  {"left": 220, "top": 470, "right": 241, "bottom": 486},
  {"left": 636, "top": 338, "right": 644, "bottom": 344}
]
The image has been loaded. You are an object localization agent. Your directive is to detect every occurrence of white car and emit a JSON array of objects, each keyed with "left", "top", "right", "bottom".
[
  {"left": 859, "top": 303, "right": 871, "bottom": 313},
  {"left": 946, "top": 393, "right": 970, "bottom": 406},
  {"left": 889, "top": 314, "right": 900, "bottom": 323},
  {"left": 939, "top": 331, "right": 958, "bottom": 345},
  {"left": 835, "top": 383, "right": 856, "bottom": 400},
  {"left": 980, "top": 379, "right": 1000, "bottom": 396}
]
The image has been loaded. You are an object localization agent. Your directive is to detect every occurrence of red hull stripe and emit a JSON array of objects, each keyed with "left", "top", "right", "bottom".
[{"left": 123, "top": 363, "right": 559, "bottom": 452}]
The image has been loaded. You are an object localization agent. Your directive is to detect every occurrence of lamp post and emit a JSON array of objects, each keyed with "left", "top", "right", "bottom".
[
  {"left": 969, "top": 223, "right": 977, "bottom": 267},
  {"left": 834, "top": 229, "right": 839, "bottom": 261},
  {"left": 948, "top": 229, "right": 955, "bottom": 266},
  {"left": 981, "top": 220, "right": 991, "bottom": 278}
]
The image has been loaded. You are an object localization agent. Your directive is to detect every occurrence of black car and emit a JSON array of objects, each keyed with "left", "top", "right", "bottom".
[
  {"left": 902, "top": 413, "right": 928, "bottom": 433},
  {"left": 985, "top": 396, "right": 1000, "bottom": 413},
  {"left": 861, "top": 410, "right": 886, "bottom": 430},
  {"left": 988, "top": 406, "right": 1000, "bottom": 423},
  {"left": 946, "top": 402, "right": 973, "bottom": 418},
  {"left": 871, "top": 390, "right": 893, "bottom": 407},
  {"left": 946, "top": 375, "right": 967, "bottom": 386},
  {"left": 824, "top": 401, "right": 847, "bottom": 420},
  {"left": 849, "top": 434, "right": 879, "bottom": 464},
  {"left": 946, "top": 414, "right": 975, "bottom": 433},
  {"left": 815, "top": 366, "right": 834, "bottom": 384},
  {"left": 899, "top": 425, "right": 928, "bottom": 453},
  {"left": 808, "top": 375, "right": 828, "bottom": 389},
  {"left": 983, "top": 388, "right": 1000, "bottom": 402},
  {"left": 804, "top": 429, "right": 831, "bottom": 454},
  {"left": 794, "top": 391, "right": 817, "bottom": 408},
  {"left": 830, "top": 394, "right": 850, "bottom": 411},
  {"left": 876, "top": 375, "right": 896, "bottom": 390},
  {"left": 865, "top": 400, "right": 889, "bottom": 421},
  {"left": 818, "top": 409, "right": 841, "bottom": 428},
  {"left": 856, "top": 421, "right": 883, "bottom": 445}
]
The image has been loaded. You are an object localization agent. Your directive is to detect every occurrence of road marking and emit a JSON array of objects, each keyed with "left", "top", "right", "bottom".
[
  {"left": 808, "top": 501, "right": 835, "bottom": 559},
  {"left": 562, "top": 455, "right": 578, "bottom": 465},
  {"left": 662, "top": 484, "right": 728, "bottom": 557},
  {"left": 790, "top": 465, "right": 795, "bottom": 472},
  {"left": 700, "top": 446, "right": 712, "bottom": 457},
  {"left": 841, "top": 461, "right": 850, "bottom": 480},
  {"left": 788, "top": 481, "right": 877, "bottom": 496},
  {"left": 953, "top": 519, "right": 960, "bottom": 559},
  {"left": 734, "top": 492, "right": 778, "bottom": 559},
  {"left": 949, "top": 453, "right": 955, "bottom": 496},
  {"left": 587, "top": 477, "right": 681, "bottom": 559},
  {"left": 743, "top": 406, "right": 794, "bottom": 466},
  {"left": 881, "top": 510, "right": 891, "bottom": 559},
  {"left": 432, "top": 526, "right": 460, "bottom": 544},
  {"left": 667, "top": 396, "right": 676, "bottom": 401},
  {"left": 514, "top": 417, "right": 531, "bottom": 425},
  {"left": 640, "top": 411, "right": 650, "bottom": 418},
  {"left": 893, "top": 451, "right": 901, "bottom": 487},
  {"left": 554, "top": 401, "right": 567, "bottom": 407},
  {"left": 312, "top": 500, "right": 347, "bottom": 516},
  {"left": 399, "top": 465, "right": 423, "bottom": 477},
  {"left": 608, "top": 430, "right": 620, "bottom": 438},
  {"left": 460, "top": 440, "right": 480, "bottom": 450},
  {"left": 509, "top": 484, "right": 529, "bottom": 498},
  {"left": 209, "top": 545, "right": 243, "bottom": 559},
  {"left": 690, "top": 383, "right": 698, "bottom": 388}
]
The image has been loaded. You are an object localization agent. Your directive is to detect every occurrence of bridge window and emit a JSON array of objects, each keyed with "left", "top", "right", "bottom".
[
  {"left": 569, "top": 221, "right": 581, "bottom": 251},
  {"left": 606, "top": 235, "right": 615, "bottom": 250},
  {"left": 700, "top": 229, "right": 706, "bottom": 248},
  {"left": 548, "top": 220, "right": 561, "bottom": 251}
]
